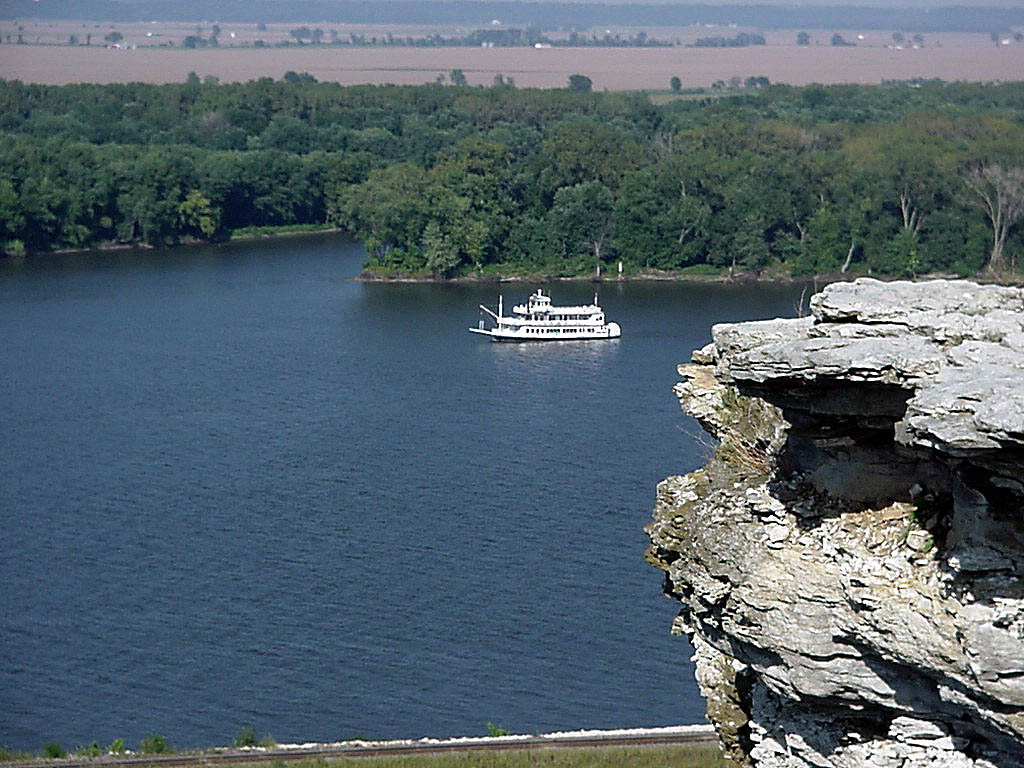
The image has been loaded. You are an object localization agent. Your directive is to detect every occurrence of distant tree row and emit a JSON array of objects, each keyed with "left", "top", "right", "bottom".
[
  {"left": 281, "top": 26, "right": 675, "bottom": 48},
  {"left": 669, "top": 76, "right": 770, "bottom": 93},
  {"left": 6, "top": 0, "right": 1024, "bottom": 33},
  {"left": 692, "top": 32, "right": 765, "bottom": 48},
  {"left": 1, "top": 77, "right": 1023, "bottom": 279}
]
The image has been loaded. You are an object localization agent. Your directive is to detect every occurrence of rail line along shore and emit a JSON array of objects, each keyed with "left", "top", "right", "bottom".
[{"left": 1, "top": 726, "right": 717, "bottom": 768}]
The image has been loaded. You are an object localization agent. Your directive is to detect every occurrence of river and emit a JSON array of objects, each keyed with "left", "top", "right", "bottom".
[{"left": 0, "top": 233, "right": 804, "bottom": 751}]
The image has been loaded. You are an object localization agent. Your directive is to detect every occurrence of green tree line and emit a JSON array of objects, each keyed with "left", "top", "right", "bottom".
[{"left": 1, "top": 76, "right": 1023, "bottom": 277}]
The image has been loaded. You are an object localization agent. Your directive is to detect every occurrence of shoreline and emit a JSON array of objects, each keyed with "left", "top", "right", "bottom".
[
  {"left": 352, "top": 269, "right": 969, "bottom": 286},
  {"left": 1, "top": 225, "right": 343, "bottom": 260},
  {"left": 5, "top": 232, "right": 1013, "bottom": 287},
  {"left": 0, "top": 726, "right": 718, "bottom": 767},
  {"left": 354, "top": 265, "right": 839, "bottom": 285}
]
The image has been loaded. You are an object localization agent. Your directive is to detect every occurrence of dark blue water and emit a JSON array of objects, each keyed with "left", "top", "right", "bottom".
[{"left": 0, "top": 233, "right": 802, "bottom": 752}]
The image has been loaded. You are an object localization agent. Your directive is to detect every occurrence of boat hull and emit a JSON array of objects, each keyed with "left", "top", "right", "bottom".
[{"left": 470, "top": 323, "right": 621, "bottom": 342}]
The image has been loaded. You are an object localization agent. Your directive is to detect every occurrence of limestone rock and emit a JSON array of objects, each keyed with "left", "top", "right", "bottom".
[{"left": 647, "top": 278, "right": 1024, "bottom": 768}]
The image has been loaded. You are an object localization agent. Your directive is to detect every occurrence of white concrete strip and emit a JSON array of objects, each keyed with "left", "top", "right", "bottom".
[{"left": 273, "top": 723, "right": 716, "bottom": 751}]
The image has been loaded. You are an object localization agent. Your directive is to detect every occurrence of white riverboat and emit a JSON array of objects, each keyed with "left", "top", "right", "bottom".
[{"left": 469, "top": 289, "right": 621, "bottom": 341}]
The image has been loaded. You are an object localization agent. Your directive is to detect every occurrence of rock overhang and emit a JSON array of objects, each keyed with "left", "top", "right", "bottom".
[{"left": 647, "top": 277, "right": 1024, "bottom": 768}]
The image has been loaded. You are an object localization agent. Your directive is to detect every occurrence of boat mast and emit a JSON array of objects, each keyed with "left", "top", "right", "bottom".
[{"left": 499, "top": 295, "right": 503, "bottom": 318}]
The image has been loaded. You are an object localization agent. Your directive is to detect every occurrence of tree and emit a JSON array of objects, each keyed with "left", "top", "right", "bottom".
[
  {"left": 104, "top": 31, "right": 123, "bottom": 45},
  {"left": 965, "top": 165, "right": 1024, "bottom": 270},
  {"left": 177, "top": 189, "right": 220, "bottom": 238},
  {"left": 328, "top": 162, "right": 433, "bottom": 269},
  {"left": 613, "top": 165, "right": 711, "bottom": 270},
  {"left": 532, "top": 118, "right": 643, "bottom": 206},
  {"left": 547, "top": 181, "right": 615, "bottom": 272},
  {"left": 448, "top": 69, "right": 468, "bottom": 87},
  {"left": 568, "top": 74, "right": 592, "bottom": 93},
  {"left": 831, "top": 33, "right": 852, "bottom": 46},
  {"left": 796, "top": 31, "right": 810, "bottom": 46},
  {"left": 421, "top": 214, "right": 488, "bottom": 276},
  {"left": 670, "top": 76, "right": 681, "bottom": 93},
  {"left": 0, "top": 177, "right": 26, "bottom": 246},
  {"left": 841, "top": 121, "right": 957, "bottom": 254}
]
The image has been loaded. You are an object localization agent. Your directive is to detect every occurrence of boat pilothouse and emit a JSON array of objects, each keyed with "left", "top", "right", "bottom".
[{"left": 469, "top": 289, "right": 621, "bottom": 341}]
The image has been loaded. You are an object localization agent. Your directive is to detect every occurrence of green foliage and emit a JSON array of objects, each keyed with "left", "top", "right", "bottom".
[
  {"left": 41, "top": 743, "right": 66, "bottom": 758},
  {"left": 0, "top": 745, "right": 32, "bottom": 761},
  {"left": 485, "top": 723, "right": 509, "bottom": 737},
  {"left": 139, "top": 732, "right": 171, "bottom": 754},
  {"left": 235, "top": 726, "right": 259, "bottom": 747},
  {"left": 693, "top": 32, "right": 765, "bottom": 47},
  {"left": 567, "top": 74, "right": 592, "bottom": 93},
  {"left": 234, "top": 725, "right": 276, "bottom": 749},
  {"left": 108, "top": 738, "right": 126, "bottom": 754},
  {"left": 76, "top": 741, "right": 103, "bottom": 757},
  {"left": 1, "top": 78, "right": 1023, "bottom": 281},
  {"left": 177, "top": 189, "right": 221, "bottom": 238}
]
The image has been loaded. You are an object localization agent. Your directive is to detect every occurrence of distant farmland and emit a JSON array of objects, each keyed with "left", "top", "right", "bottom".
[{"left": 2, "top": 23, "right": 1024, "bottom": 89}]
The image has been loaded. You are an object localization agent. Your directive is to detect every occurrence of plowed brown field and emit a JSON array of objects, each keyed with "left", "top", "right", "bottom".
[{"left": 2, "top": 24, "right": 1023, "bottom": 89}]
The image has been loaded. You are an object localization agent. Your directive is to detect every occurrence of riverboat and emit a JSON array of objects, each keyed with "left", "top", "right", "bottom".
[{"left": 469, "top": 289, "right": 621, "bottom": 341}]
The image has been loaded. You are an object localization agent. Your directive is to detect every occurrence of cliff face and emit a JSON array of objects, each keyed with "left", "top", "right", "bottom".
[{"left": 645, "top": 278, "right": 1024, "bottom": 768}]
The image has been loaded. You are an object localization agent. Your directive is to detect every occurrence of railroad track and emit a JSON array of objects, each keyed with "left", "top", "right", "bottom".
[{"left": 6, "top": 727, "right": 718, "bottom": 768}]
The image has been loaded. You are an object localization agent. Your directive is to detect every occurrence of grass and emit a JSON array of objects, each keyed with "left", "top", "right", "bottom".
[
  {"left": 204, "top": 746, "right": 728, "bottom": 768},
  {"left": 235, "top": 726, "right": 277, "bottom": 750},
  {"left": 40, "top": 744, "right": 66, "bottom": 759},
  {"left": 229, "top": 223, "right": 338, "bottom": 240},
  {"left": 139, "top": 733, "right": 171, "bottom": 755},
  {"left": 711, "top": 386, "right": 783, "bottom": 484},
  {"left": 0, "top": 744, "right": 728, "bottom": 767}
]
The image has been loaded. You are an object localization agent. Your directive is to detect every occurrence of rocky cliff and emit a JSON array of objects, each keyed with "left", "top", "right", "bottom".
[{"left": 645, "top": 278, "right": 1024, "bottom": 768}]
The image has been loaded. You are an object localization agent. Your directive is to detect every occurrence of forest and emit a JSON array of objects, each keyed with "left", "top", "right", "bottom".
[{"left": 1, "top": 76, "right": 1023, "bottom": 279}]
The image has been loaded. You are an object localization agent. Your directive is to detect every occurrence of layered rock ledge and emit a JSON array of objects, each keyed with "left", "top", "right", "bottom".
[{"left": 645, "top": 278, "right": 1024, "bottom": 768}]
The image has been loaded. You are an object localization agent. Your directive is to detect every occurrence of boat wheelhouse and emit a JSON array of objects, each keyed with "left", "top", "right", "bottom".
[{"left": 469, "top": 290, "right": 621, "bottom": 342}]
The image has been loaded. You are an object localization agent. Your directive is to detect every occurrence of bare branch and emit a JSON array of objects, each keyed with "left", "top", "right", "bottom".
[{"left": 965, "top": 164, "right": 1024, "bottom": 269}]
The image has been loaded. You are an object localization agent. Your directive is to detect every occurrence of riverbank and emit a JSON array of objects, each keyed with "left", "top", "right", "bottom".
[
  {"left": 1, "top": 224, "right": 342, "bottom": 260},
  {"left": 6, "top": 230, "right": 1019, "bottom": 288},
  {"left": 0, "top": 727, "right": 723, "bottom": 768},
  {"left": 357, "top": 264, "right": 826, "bottom": 284},
  {"left": 1, "top": 744, "right": 727, "bottom": 768},
  {"left": 354, "top": 267, "right": 1005, "bottom": 286}
]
